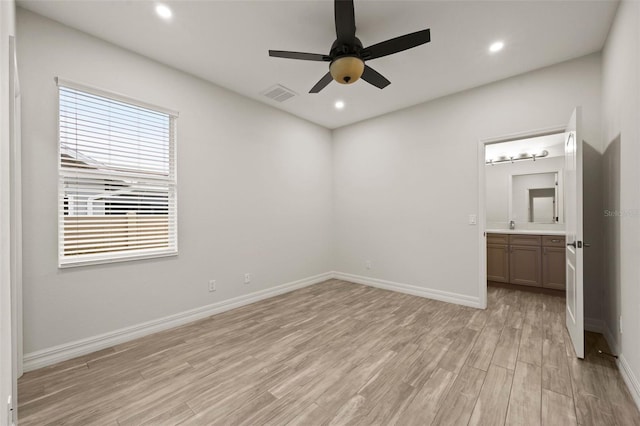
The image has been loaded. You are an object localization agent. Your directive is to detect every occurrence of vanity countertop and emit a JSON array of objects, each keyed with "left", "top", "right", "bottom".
[{"left": 486, "top": 229, "right": 566, "bottom": 236}]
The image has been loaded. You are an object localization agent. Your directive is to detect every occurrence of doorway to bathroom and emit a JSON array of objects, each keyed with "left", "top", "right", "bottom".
[
  {"left": 482, "top": 131, "right": 567, "bottom": 296},
  {"left": 477, "top": 107, "right": 586, "bottom": 358}
]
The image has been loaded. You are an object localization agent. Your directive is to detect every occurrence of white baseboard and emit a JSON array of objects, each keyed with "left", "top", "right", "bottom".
[
  {"left": 23, "top": 272, "right": 333, "bottom": 372},
  {"left": 23, "top": 271, "right": 485, "bottom": 371},
  {"left": 584, "top": 317, "right": 605, "bottom": 333},
  {"left": 333, "top": 271, "right": 481, "bottom": 308},
  {"left": 618, "top": 354, "right": 640, "bottom": 411},
  {"left": 596, "top": 324, "right": 638, "bottom": 412}
]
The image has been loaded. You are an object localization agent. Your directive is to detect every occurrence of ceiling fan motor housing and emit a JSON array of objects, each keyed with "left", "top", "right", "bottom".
[{"left": 329, "top": 37, "right": 365, "bottom": 84}]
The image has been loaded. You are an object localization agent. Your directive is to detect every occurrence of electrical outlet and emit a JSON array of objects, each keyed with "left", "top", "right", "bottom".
[
  {"left": 365, "top": 260, "right": 372, "bottom": 270},
  {"left": 244, "top": 273, "right": 252, "bottom": 284},
  {"left": 208, "top": 280, "right": 216, "bottom": 292}
]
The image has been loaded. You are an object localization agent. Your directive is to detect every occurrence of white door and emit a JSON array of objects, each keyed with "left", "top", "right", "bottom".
[{"left": 564, "top": 107, "right": 584, "bottom": 359}]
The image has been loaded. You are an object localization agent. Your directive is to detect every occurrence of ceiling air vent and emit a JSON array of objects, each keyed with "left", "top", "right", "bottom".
[{"left": 261, "top": 84, "right": 297, "bottom": 103}]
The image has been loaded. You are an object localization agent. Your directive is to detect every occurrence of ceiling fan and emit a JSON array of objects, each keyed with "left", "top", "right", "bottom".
[{"left": 268, "top": 0, "right": 431, "bottom": 93}]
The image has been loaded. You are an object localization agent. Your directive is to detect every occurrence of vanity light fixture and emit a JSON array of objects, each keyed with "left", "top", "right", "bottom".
[{"left": 486, "top": 150, "right": 549, "bottom": 165}]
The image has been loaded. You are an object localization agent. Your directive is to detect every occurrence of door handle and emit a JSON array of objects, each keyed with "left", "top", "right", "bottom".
[{"left": 567, "top": 241, "right": 584, "bottom": 248}]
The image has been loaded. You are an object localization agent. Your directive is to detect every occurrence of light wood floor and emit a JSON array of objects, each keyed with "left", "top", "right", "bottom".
[{"left": 18, "top": 280, "right": 640, "bottom": 425}]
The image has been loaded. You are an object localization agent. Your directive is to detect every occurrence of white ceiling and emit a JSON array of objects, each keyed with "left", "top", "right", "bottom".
[{"left": 18, "top": 0, "right": 618, "bottom": 129}]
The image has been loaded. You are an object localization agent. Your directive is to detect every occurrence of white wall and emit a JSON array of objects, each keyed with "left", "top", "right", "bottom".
[
  {"left": 17, "top": 9, "right": 333, "bottom": 355},
  {"left": 332, "top": 53, "right": 602, "bottom": 306},
  {"left": 485, "top": 155, "right": 565, "bottom": 228},
  {"left": 601, "top": 0, "right": 640, "bottom": 406}
]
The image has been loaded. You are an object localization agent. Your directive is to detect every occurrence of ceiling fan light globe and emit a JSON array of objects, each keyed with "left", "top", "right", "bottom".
[{"left": 330, "top": 56, "right": 365, "bottom": 85}]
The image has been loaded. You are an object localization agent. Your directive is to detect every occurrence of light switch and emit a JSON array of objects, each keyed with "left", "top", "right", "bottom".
[{"left": 468, "top": 214, "right": 477, "bottom": 225}]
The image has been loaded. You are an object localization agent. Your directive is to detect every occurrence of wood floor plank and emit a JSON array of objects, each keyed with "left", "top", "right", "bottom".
[
  {"left": 492, "top": 326, "right": 522, "bottom": 370},
  {"left": 541, "top": 389, "right": 576, "bottom": 426},
  {"left": 486, "top": 303, "right": 511, "bottom": 328},
  {"left": 467, "top": 325, "right": 502, "bottom": 371},
  {"left": 356, "top": 380, "right": 416, "bottom": 425},
  {"left": 469, "top": 364, "right": 514, "bottom": 426},
  {"left": 134, "top": 402, "right": 195, "bottom": 426},
  {"left": 542, "top": 338, "right": 572, "bottom": 397},
  {"left": 518, "top": 320, "right": 543, "bottom": 367},
  {"left": 284, "top": 403, "right": 328, "bottom": 426},
  {"left": 314, "top": 349, "right": 396, "bottom": 410},
  {"left": 573, "top": 392, "right": 615, "bottom": 426},
  {"left": 611, "top": 400, "right": 640, "bottom": 426},
  {"left": 437, "top": 327, "right": 479, "bottom": 373},
  {"left": 506, "top": 308, "right": 524, "bottom": 329},
  {"left": 505, "top": 361, "right": 542, "bottom": 426},
  {"left": 402, "top": 337, "right": 451, "bottom": 387},
  {"left": 466, "top": 308, "right": 489, "bottom": 331},
  {"left": 16, "top": 281, "right": 640, "bottom": 426},
  {"left": 431, "top": 365, "right": 486, "bottom": 425},
  {"left": 328, "top": 394, "right": 367, "bottom": 426},
  {"left": 542, "top": 311, "right": 565, "bottom": 344},
  {"left": 395, "top": 367, "right": 456, "bottom": 425}
]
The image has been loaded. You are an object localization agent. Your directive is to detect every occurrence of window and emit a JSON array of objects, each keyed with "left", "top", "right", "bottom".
[{"left": 58, "top": 80, "right": 177, "bottom": 267}]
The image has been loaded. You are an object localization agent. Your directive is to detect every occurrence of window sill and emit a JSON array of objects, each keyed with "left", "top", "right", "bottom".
[{"left": 59, "top": 249, "right": 178, "bottom": 269}]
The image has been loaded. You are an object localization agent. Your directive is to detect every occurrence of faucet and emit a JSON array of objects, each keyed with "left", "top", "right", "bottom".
[{"left": 509, "top": 220, "right": 515, "bottom": 230}]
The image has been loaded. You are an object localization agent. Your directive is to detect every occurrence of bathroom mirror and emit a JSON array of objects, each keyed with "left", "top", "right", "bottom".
[{"left": 510, "top": 172, "right": 562, "bottom": 224}]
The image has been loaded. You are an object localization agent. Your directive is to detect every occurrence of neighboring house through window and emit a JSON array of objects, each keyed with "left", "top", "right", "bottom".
[{"left": 58, "top": 80, "right": 178, "bottom": 267}]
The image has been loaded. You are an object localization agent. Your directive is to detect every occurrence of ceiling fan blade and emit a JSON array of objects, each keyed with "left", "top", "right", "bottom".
[
  {"left": 269, "top": 50, "right": 331, "bottom": 62},
  {"left": 361, "top": 65, "right": 391, "bottom": 89},
  {"left": 335, "top": 0, "right": 356, "bottom": 43},
  {"left": 362, "top": 29, "right": 431, "bottom": 60},
  {"left": 309, "top": 72, "right": 333, "bottom": 93}
]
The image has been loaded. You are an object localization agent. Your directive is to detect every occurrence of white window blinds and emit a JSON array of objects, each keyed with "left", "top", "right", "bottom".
[{"left": 58, "top": 81, "right": 178, "bottom": 267}]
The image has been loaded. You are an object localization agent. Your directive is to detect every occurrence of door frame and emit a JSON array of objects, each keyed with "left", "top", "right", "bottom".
[
  {"left": 9, "top": 35, "right": 21, "bottom": 380},
  {"left": 477, "top": 125, "right": 566, "bottom": 309}
]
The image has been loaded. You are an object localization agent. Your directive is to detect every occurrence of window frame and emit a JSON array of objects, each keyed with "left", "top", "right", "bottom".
[{"left": 56, "top": 78, "right": 179, "bottom": 268}]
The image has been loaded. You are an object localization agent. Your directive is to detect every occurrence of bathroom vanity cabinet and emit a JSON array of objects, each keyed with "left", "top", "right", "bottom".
[
  {"left": 487, "top": 233, "right": 566, "bottom": 290},
  {"left": 487, "top": 234, "right": 510, "bottom": 283}
]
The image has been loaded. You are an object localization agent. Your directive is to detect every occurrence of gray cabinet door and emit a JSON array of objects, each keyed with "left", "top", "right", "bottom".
[
  {"left": 487, "top": 244, "right": 509, "bottom": 283},
  {"left": 509, "top": 245, "right": 542, "bottom": 287},
  {"left": 543, "top": 247, "right": 566, "bottom": 290}
]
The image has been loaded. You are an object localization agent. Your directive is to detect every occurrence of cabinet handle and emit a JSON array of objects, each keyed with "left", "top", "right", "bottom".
[{"left": 551, "top": 239, "right": 561, "bottom": 243}]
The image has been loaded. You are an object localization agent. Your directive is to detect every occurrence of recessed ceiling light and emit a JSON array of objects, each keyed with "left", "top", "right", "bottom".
[
  {"left": 335, "top": 100, "right": 345, "bottom": 110},
  {"left": 155, "top": 4, "right": 173, "bottom": 20},
  {"left": 489, "top": 41, "right": 504, "bottom": 53}
]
